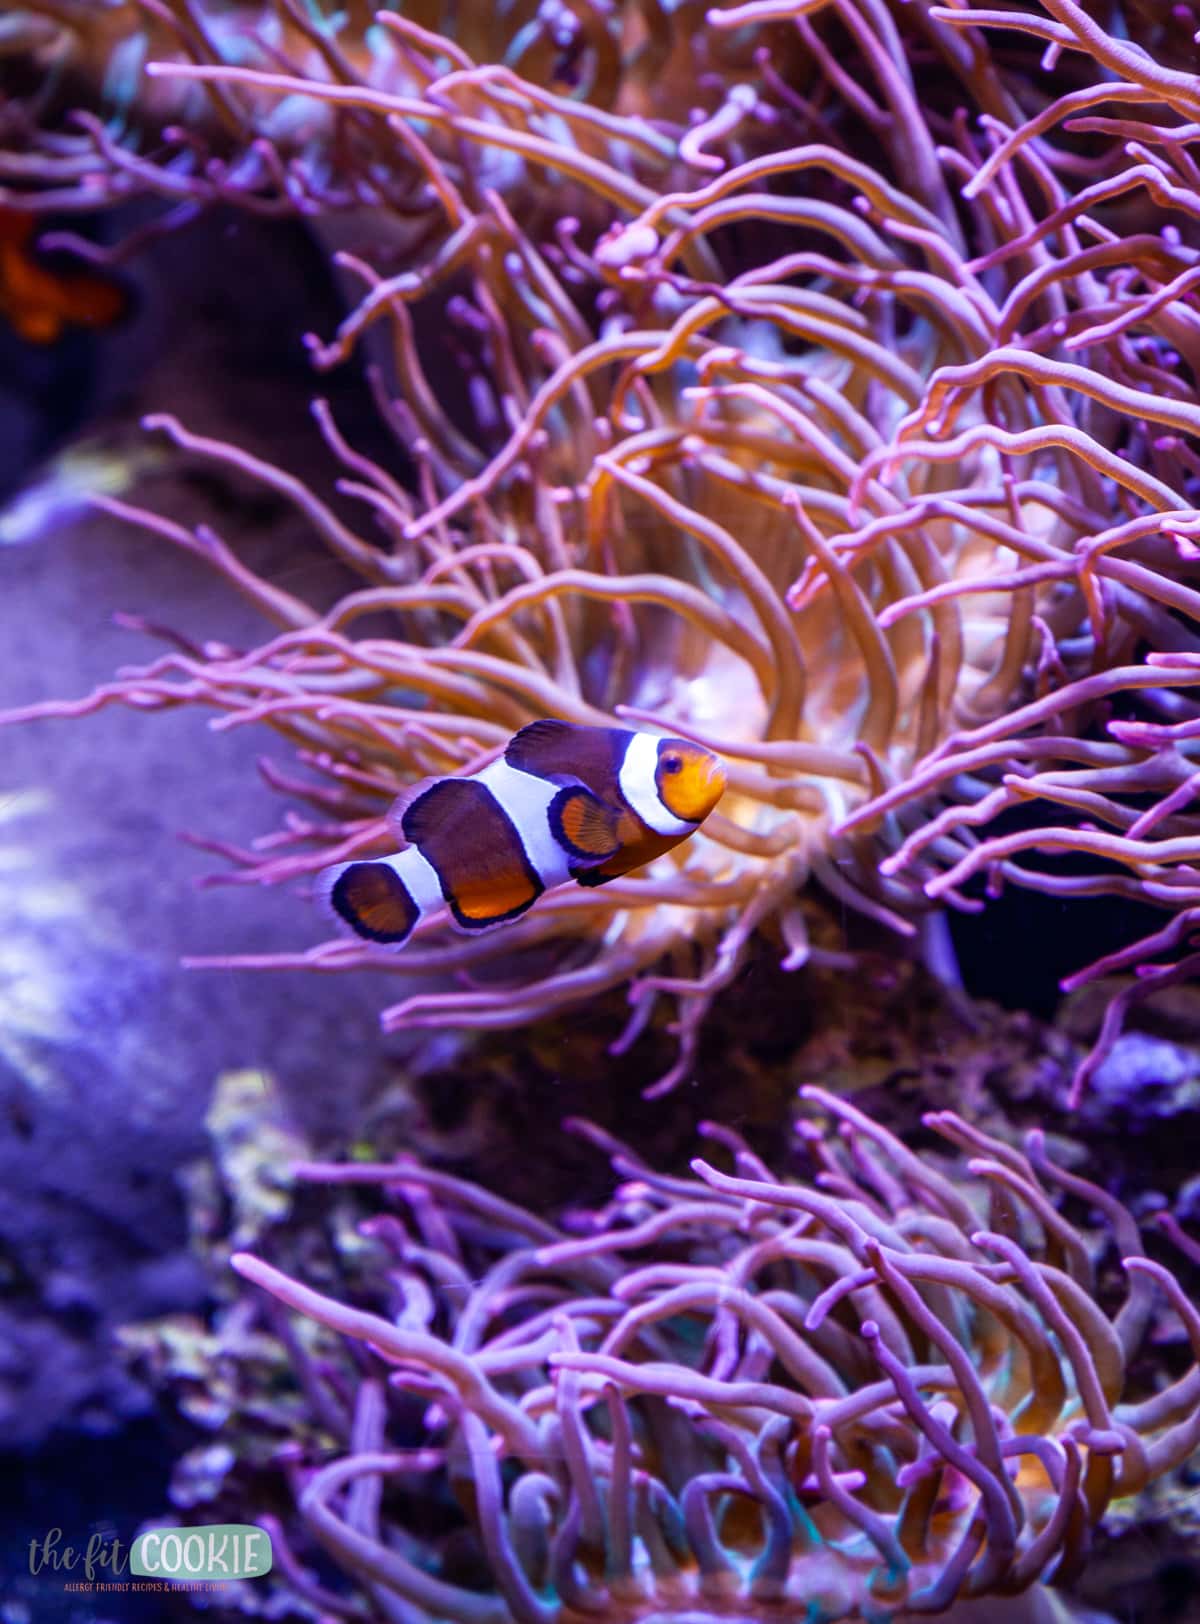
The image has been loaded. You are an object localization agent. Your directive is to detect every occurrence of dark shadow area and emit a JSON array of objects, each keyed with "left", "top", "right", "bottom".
[
  {"left": 945, "top": 799, "right": 1164, "bottom": 1020},
  {"left": 0, "top": 1417, "right": 176, "bottom": 1622}
]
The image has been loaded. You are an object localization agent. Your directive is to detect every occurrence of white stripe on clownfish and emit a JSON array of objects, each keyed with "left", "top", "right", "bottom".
[
  {"left": 618, "top": 729, "right": 696, "bottom": 840},
  {"left": 473, "top": 756, "right": 574, "bottom": 889},
  {"left": 380, "top": 845, "right": 443, "bottom": 913}
]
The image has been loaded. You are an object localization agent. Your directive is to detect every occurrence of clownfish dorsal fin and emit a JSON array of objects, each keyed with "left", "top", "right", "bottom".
[
  {"left": 387, "top": 739, "right": 511, "bottom": 842},
  {"left": 397, "top": 775, "right": 489, "bottom": 849},
  {"left": 505, "top": 718, "right": 593, "bottom": 783},
  {"left": 548, "top": 785, "right": 621, "bottom": 867},
  {"left": 386, "top": 773, "right": 446, "bottom": 843}
]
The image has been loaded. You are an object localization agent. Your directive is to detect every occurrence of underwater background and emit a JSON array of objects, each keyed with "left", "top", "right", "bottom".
[{"left": 3, "top": 3, "right": 1200, "bottom": 1622}]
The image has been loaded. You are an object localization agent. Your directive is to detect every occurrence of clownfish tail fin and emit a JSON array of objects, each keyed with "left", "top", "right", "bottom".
[{"left": 317, "top": 859, "right": 419, "bottom": 947}]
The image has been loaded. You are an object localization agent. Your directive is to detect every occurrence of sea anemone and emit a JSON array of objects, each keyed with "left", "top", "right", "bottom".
[
  {"left": 5, "top": 1, "right": 1200, "bottom": 1093},
  {"left": 221, "top": 1087, "right": 1200, "bottom": 1621},
  {"left": 2, "top": 0, "right": 798, "bottom": 242}
]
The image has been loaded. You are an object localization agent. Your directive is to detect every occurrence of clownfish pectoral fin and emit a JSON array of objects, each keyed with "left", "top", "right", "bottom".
[
  {"left": 570, "top": 860, "right": 620, "bottom": 887},
  {"left": 318, "top": 859, "right": 419, "bottom": 946},
  {"left": 549, "top": 785, "right": 621, "bottom": 868}
]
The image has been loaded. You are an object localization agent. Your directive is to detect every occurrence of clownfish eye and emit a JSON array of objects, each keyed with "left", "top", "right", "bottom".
[{"left": 663, "top": 753, "right": 683, "bottom": 773}]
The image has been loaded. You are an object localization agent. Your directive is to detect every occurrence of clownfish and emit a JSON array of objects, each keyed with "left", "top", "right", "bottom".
[
  {"left": 319, "top": 719, "right": 727, "bottom": 946},
  {"left": 0, "top": 209, "right": 126, "bottom": 345}
]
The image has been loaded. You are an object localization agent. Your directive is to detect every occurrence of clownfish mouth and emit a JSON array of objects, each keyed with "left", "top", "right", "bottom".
[
  {"left": 681, "top": 757, "right": 726, "bottom": 826},
  {"left": 700, "top": 755, "right": 727, "bottom": 812}
]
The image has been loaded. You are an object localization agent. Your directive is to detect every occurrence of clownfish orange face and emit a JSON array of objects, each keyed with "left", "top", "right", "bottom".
[{"left": 653, "top": 736, "right": 727, "bottom": 826}]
